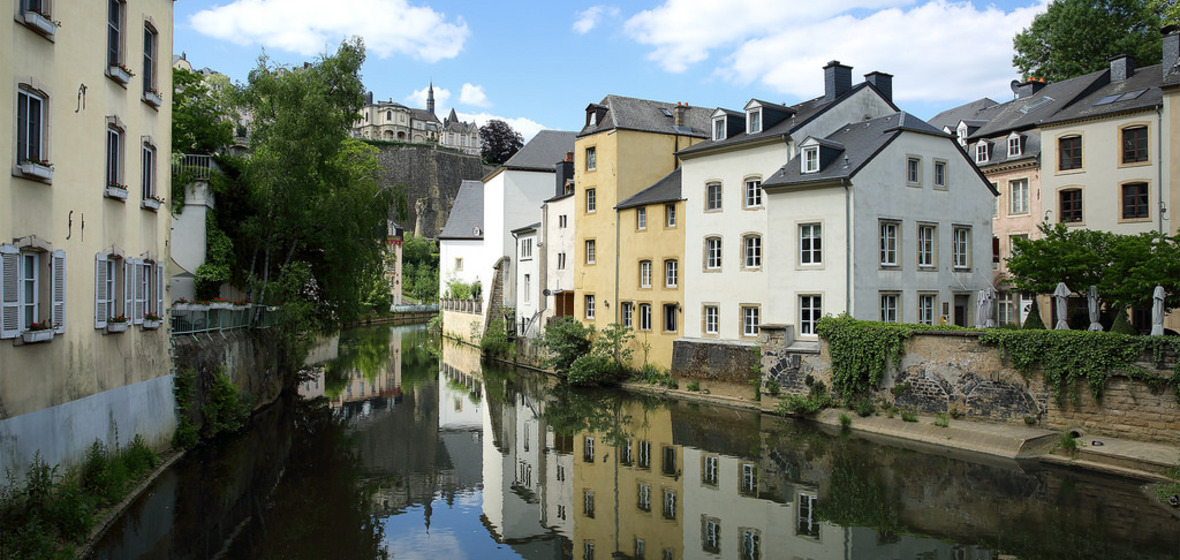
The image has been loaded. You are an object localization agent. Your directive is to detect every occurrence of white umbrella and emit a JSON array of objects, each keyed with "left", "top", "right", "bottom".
[
  {"left": 975, "top": 288, "right": 989, "bottom": 328},
  {"left": 1053, "top": 282, "right": 1070, "bottom": 330},
  {"left": 1151, "top": 285, "right": 1166, "bottom": 336},
  {"left": 984, "top": 287, "right": 996, "bottom": 328},
  {"left": 1087, "top": 285, "right": 1103, "bottom": 332}
]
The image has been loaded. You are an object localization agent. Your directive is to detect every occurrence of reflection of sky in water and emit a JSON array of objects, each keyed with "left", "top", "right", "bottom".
[{"left": 380, "top": 490, "right": 524, "bottom": 560}]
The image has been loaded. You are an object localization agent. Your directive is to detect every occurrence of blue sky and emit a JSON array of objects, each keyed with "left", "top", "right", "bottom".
[{"left": 175, "top": 0, "right": 1049, "bottom": 140}]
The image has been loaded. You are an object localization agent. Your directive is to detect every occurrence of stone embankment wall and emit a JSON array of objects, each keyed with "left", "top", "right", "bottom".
[
  {"left": 441, "top": 308, "right": 485, "bottom": 346},
  {"left": 671, "top": 338, "right": 760, "bottom": 382},
  {"left": 173, "top": 329, "right": 287, "bottom": 427},
  {"left": 760, "top": 325, "right": 1180, "bottom": 445},
  {"left": 371, "top": 143, "right": 493, "bottom": 237}
]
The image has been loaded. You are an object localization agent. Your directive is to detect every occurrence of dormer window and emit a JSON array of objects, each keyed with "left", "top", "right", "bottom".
[
  {"left": 713, "top": 117, "right": 726, "bottom": 141},
  {"left": 1007, "top": 133, "right": 1021, "bottom": 157},
  {"left": 802, "top": 146, "right": 819, "bottom": 173},
  {"left": 747, "top": 110, "right": 762, "bottom": 134},
  {"left": 975, "top": 142, "right": 989, "bottom": 164},
  {"left": 957, "top": 125, "right": 968, "bottom": 147}
]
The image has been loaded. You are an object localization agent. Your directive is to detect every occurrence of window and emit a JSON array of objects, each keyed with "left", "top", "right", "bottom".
[
  {"left": 706, "top": 183, "right": 722, "bottom": 211},
  {"left": 713, "top": 118, "right": 726, "bottom": 141},
  {"left": 1122, "top": 126, "right": 1148, "bottom": 163},
  {"left": 662, "top": 445, "right": 677, "bottom": 475},
  {"left": 744, "top": 179, "right": 762, "bottom": 208},
  {"left": 635, "top": 539, "right": 646, "bottom": 560},
  {"left": 799, "top": 295, "right": 821, "bottom": 335},
  {"left": 17, "top": 89, "right": 46, "bottom": 165},
  {"left": 705, "top": 237, "right": 721, "bottom": 270},
  {"left": 622, "top": 302, "right": 633, "bottom": 328},
  {"left": 740, "top": 529, "right": 761, "bottom": 560},
  {"left": 523, "top": 275, "right": 530, "bottom": 302},
  {"left": 953, "top": 227, "right": 971, "bottom": 268},
  {"left": 918, "top": 294, "right": 936, "bottom": 325},
  {"left": 143, "top": 26, "right": 158, "bottom": 95},
  {"left": 585, "top": 295, "right": 595, "bottom": 319},
  {"left": 585, "top": 146, "right": 596, "bottom": 171},
  {"left": 934, "top": 160, "right": 946, "bottom": 188},
  {"left": 747, "top": 109, "right": 761, "bottom": 134},
  {"left": 879, "top": 222, "right": 898, "bottom": 266},
  {"left": 520, "top": 238, "right": 533, "bottom": 259},
  {"left": 1059, "top": 188, "right": 1082, "bottom": 222},
  {"left": 880, "top": 293, "right": 898, "bottom": 323},
  {"left": 662, "top": 490, "right": 676, "bottom": 519},
  {"left": 743, "top": 235, "right": 761, "bottom": 268},
  {"left": 586, "top": 188, "right": 596, "bottom": 213},
  {"left": 108, "top": 0, "right": 124, "bottom": 65},
  {"left": 557, "top": 252, "right": 566, "bottom": 270},
  {"left": 742, "top": 306, "right": 759, "bottom": 337},
  {"left": 1122, "top": 182, "right": 1149, "bottom": 219},
  {"left": 639, "top": 260, "right": 652, "bottom": 288},
  {"left": 917, "top": 224, "right": 936, "bottom": 267},
  {"left": 559, "top": 214, "right": 568, "bottom": 228},
  {"left": 639, "top": 303, "right": 651, "bottom": 331},
  {"left": 740, "top": 463, "right": 757, "bottom": 494},
  {"left": 802, "top": 146, "right": 819, "bottom": 173},
  {"left": 637, "top": 207, "right": 646, "bottom": 230},
  {"left": 797, "top": 493, "right": 819, "bottom": 538},
  {"left": 1009, "top": 179, "right": 1029, "bottom": 215},
  {"left": 1008, "top": 134, "right": 1022, "bottom": 157},
  {"left": 664, "top": 259, "right": 678, "bottom": 287},
  {"left": 638, "top": 440, "right": 651, "bottom": 468},
  {"left": 1, "top": 245, "right": 65, "bottom": 338},
  {"left": 703, "top": 518, "right": 721, "bottom": 553},
  {"left": 106, "top": 127, "right": 122, "bottom": 187},
  {"left": 702, "top": 455, "right": 718, "bottom": 485},
  {"left": 97, "top": 256, "right": 119, "bottom": 324},
  {"left": 975, "top": 142, "right": 988, "bottom": 164},
  {"left": 906, "top": 157, "right": 920, "bottom": 184},
  {"left": 583, "top": 437, "right": 594, "bottom": 462},
  {"left": 454, "top": 257, "right": 463, "bottom": 271},
  {"left": 663, "top": 303, "right": 677, "bottom": 332},
  {"left": 1059, "top": 135, "right": 1082, "bottom": 170},
  {"left": 800, "top": 224, "right": 822, "bottom": 265},
  {"left": 621, "top": 440, "right": 633, "bottom": 465},
  {"left": 142, "top": 144, "right": 156, "bottom": 200},
  {"left": 583, "top": 491, "right": 595, "bottom": 518},
  {"left": 703, "top": 305, "right": 718, "bottom": 334},
  {"left": 638, "top": 483, "right": 651, "bottom": 511},
  {"left": 665, "top": 204, "right": 676, "bottom": 227},
  {"left": 585, "top": 240, "right": 596, "bottom": 264}
]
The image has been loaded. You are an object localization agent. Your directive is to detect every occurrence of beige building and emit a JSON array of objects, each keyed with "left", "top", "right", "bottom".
[
  {"left": 2, "top": 0, "right": 175, "bottom": 475},
  {"left": 353, "top": 84, "right": 480, "bottom": 155}
]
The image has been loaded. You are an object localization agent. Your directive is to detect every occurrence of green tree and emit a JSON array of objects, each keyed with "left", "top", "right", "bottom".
[
  {"left": 1149, "top": 0, "right": 1180, "bottom": 25},
  {"left": 1013, "top": 0, "right": 1162, "bottom": 82},
  {"left": 172, "top": 67, "right": 234, "bottom": 155},
  {"left": 479, "top": 119, "right": 524, "bottom": 165}
]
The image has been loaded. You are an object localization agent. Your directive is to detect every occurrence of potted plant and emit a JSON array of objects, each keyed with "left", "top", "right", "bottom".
[
  {"left": 19, "top": 156, "right": 53, "bottom": 181},
  {"left": 108, "top": 62, "right": 134, "bottom": 84},
  {"left": 106, "top": 315, "right": 128, "bottom": 333},
  {"left": 104, "top": 181, "right": 129, "bottom": 200},
  {"left": 142, "top": 194, "right": 165, "bottom": 211},
  {"left": 143, "top": 87, "right": 163, "bottom": 107},
  {"left": 142, "top": 312, "right": 162, "bottom": 329},
  {"left": 22, "top": 320, "right": 56, "bottom": 343},
  {"left": 23, "top": 7, "right": 59, "bottom": 36}
]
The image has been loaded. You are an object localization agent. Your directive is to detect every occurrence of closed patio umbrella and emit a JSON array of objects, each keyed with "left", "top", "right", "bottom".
[
  {"left": 1053, "top": 282, "right": 1070, "bottom": 330},
  {"left": 1151, "top": 285, "right": 1166, "bottom": 336},
  {"left": 1087, "top": 285, "right": 1102, "bottom": 332}
]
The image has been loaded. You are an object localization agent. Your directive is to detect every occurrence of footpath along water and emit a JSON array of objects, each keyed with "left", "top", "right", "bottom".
[{"left": 90, "top": 324, "right": 1180, "bottom": 559}]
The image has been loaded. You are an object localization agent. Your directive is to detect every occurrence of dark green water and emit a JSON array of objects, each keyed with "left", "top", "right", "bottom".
[{"left": 90, "top": 324, "right": 1180, "bottom": 560}]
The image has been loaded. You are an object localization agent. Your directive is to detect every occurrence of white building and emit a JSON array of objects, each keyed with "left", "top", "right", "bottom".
[
  {"left": 539, "top": 155, "right": 577, "bottom": 328},
  {"left": 511, "top": 223, "right": 540, "bottom": 335},
  {"left": 438, "top": 180, "right": 489, "bottom": 303}
]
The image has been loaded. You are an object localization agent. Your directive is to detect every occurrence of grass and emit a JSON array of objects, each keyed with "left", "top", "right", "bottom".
[
  {"left": 900, "top": 409, "right": 918, "bottom": 423},
  {"left": 933, "top": 413, "right": 949, "bottom": 428},
  {"left": 1058, "top": 431, "right": 1079, "bottom": 453},
  {"left": 839, "top": 413, "right": 852, "bottom": 429}
]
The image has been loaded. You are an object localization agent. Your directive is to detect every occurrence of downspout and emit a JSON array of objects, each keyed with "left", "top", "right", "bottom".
[
  {"left": 511, "top": 230, "right": 519, "bottom": 334},
  {"left": 614, "top": 206, "right": 621, "bottom": 324},
  {"left": 1158, "top": 104, "right": 1166, "bottom": 233},
  {"left": 843, "top": 178, "right": 852, "bottom": 313}
]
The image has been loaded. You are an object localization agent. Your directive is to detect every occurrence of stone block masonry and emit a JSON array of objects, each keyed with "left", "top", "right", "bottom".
[
  {"left": 671, "top": 337, "right": 761, "bottom": 382},
  {"left": 371, "top": 143, "right": 494, "bottom": 237}
]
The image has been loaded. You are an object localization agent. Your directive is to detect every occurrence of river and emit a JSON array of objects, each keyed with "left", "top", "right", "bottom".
[{"left": 89, "top": 324, "right": 1180, "bottom": 560}]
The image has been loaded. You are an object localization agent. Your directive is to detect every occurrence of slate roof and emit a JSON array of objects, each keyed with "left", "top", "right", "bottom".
[
  {"left": 762, "top": 112, "right": 952, "bottom": 188},
  {"left": 616, "top": 168, "right": 682, "bottom": 210},
  {"left": 927, "top": 98, "right": 998, "bottom": 132},
  {"left": 678, "top": 82, "right": 899, "bottom": 156},
  {"left": 579, "top": 95, "right": 712, "bottom": 138},
  {"left": 438, "top": 180, "right": 484, "bottom": 240},
  {"left": 510, "top": 222, "right": 541, "bottom": 234},
  {"left": 971, "top": 132, "right": 1041, "bottom": 168},
  {"left": 1041, "top": 64, "right": 1164, "bottom": 125},
  {"left": 969, "top": 69, "right": 1108, "bottom": 138},
  {"left": 500, "top": 130, "right": 577, "bottom": 172}
]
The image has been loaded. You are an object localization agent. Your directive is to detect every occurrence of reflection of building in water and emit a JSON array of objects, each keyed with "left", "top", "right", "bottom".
[
  {"left": 333, "top": 329, "right": 404, "bottom": 422},
  {"left": 542, "top": 430, "right": 574, "bottom": 538},
  {"left": 482, "top": 378, "right": 550, "bottom": 543},
  {"left": 439, "top": 366, "right": 483, "bottom": 430}
]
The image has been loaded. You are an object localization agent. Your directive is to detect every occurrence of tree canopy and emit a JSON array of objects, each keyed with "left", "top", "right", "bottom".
[
  {"left": 479, "top": 119, "right": 524, "bottom": 165},
  {"left": 172, "top": 67, "right": 235, "bottom": 155},
  {"left": 1013, "top": 0, "right": 1162, "bottom": 82},
  {"left": 1007, "top": 223, "right": 1180, "bottom": 311}
]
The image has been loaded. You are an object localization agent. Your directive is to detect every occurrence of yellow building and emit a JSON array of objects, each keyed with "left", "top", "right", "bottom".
[
  {"left": 573, "top": 96, "right": 709, "bottom": 369},
  {"left": 2, "top": 0, "right": 174, "bottom": 474}
]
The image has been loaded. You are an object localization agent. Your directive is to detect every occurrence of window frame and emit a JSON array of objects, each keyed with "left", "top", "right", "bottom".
[
  {"left": 975, "top": 142, "right": 988, "bottom": 164},
  {"left": 585, "top": 146, "right": 596, "bottom": 171},
  {"left": 741, "top": 305, "right": 760, "bottom": 338},
  {"left": 108, "top": 0, "right": 125, "bottom": 66},
  {"left": 141, "top": 142, "right": 156, "bottom": 201},
  {"left": 1121, "top": 125, "right": 1149, "bottom": 165},
  {"left": 703, "top": 304, "right": 718, "bottom": 335},
  {"left": 704, "top": 237, "right": 722, "bottom": 270},
  {"left": 663, "top": 303, "right": 677, "bottom": 333},
  {"left": 880, "top": 293, "right": 899, "bottom": 323},
  {"left": 1121, "top": 181, "right": 1150, "bottom": 221},
  {"left": 952, "top": 226, "right": 971, "bottom": 269},
  {"left": 747, "top": 109, "right": 761, "bottom": 134},
  {"left": 917, "top": 224, "right": 936, "bottom": 268},
  {"left": 799, "top": 295, "right": 821, "bottom": 336},
  {"left": 1009, "top": 178, "right": 1029, "bottom": 215},
  {"left": 585, "top": 239, "right": 596, "bottom": 264},
  {"left": 802, "top": 146, "right": 819, "bottom": 173},
  {"left": 585, "top": 294, "right": 595, "bottom": 319},
  {"left": 622, "top": 301, "right": 633, "bottom": 328},
  {"left": 664, "top": 259, "right": 678, "bottom": 288},
  {"left": 743, "top": 178, "right": 762, "bottom": 208},
  {"left": 665, "top": 203, "right": 677, "bottom": 227},
  {"left": 16, "top": 87, "right": 47, "bottom": 168},
  {"left": 1058, "top": 135, "right": 1083, "bottom": 171},
  {"left": 636, "top": 207, "right": 646, "bottom": 230},
  {"left": 799, "top": 223, "right": 822, "bottom": 266},
  {"left": 705, "top": 182, "right": 722, "bottom": 212},
  {"left": 918, "top": 293, "right": 936, "bottom": 325},
  {"left": 742, "top": 235, "right": 762, "bottom": 269},
  {"left": 143, "top": 24, "right": 159, "bottom": 97},
  {"left": 639, "top": 303, "right": 652, "bottom": 331},
  {"left": 639, "top": 260, "right": 652, "bottom": 288},
  {"left": 1059, "top": 188, "right": 1083, "bottom": 223},
  {"left": 586, "top": 188, "right": 596, "bottom": 213},
  {"left": 933, "top": 159, "right": 947, "bottom": 189},
  {"left": 2, "top": 244, "right": 66, "bottom": 338},
  {"left": 557, "top": 252, "right": 566, "bottom": 270},
  {"left": 906, "top": 156, "right": 921, "bottom": 185},
  {"left": 879, "top": 221, "right": 899, "bottom": 267},
  {"left": 702, "top": 455, "right": 719, "bottom": 485},
  {"left": 106, "top": 126, "right": 123, "bottom": 188},
  {"left": 712, "top": 117, "right": 726, "bottom": 141},
  {"left": 1007, "top": 133, "right": 1021, "bottom": 157}
]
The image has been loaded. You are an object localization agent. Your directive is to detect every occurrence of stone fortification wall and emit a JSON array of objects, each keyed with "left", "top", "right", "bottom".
[
  {"left": 371, "top": 143, "right": 494, "bottom": 237},
  {"left": 760, "top": 326, "right": 1180, "bottom": 445}
]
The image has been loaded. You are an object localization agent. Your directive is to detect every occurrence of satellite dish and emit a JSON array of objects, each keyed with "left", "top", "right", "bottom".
[
  {"left": 543, "top": 289, "right": 552, "bottom": 296},
  {"left": 1010, "top": 79, "right": 1022, "bottom": 93}
]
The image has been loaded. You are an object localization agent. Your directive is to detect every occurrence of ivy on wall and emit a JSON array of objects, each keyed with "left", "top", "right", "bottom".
[{"left": 815, "top": 315, "right": 969, "bottom": 398}]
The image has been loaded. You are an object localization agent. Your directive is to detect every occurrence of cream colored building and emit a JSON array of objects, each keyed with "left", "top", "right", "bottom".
[
  {"left": 353, "top": 85, "right": 479, "bottom": 154},
  {"left": 2, "top": 0, "right": 174, "bottom": 476}
]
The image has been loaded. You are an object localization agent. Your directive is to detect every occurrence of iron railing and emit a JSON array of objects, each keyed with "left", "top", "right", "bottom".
[
  {"left": 172, "top": 153, "right": 214, "bottom": 180},
  {"left": 170, "top": 304, "right": 280, "bottom": 336}
]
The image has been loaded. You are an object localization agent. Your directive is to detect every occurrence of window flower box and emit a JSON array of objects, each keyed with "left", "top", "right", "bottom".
[
  {"left": 108, "top": 63, "right": 133, "bottom": 85},
  {"left": 104, "top": 183, "right": 128, "bottom": 200},
  {"left": 22, "top": 330, "right": 54, "bottom": 343},
  {"left": 19, "top": 159, "right": 54, "bottom": 181},
  {"left": 141, "top": 197, "right": 161, "bottom": 211},
  {"left": 106, "top": 322, "right": 128, "bottom": 333},
  {"left": 142, "top": 319, "right": 161, "bottom": 330},
  {"left": 143, "top": 89, "right": 163, "bottom": 108},
  {"left": 23, "top": 10, "right": 58, "bottom": 37}
]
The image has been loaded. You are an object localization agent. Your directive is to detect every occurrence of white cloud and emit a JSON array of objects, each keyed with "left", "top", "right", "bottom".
[
  {"left": 190, "top": 0, "right": 469, "bottom": 62},
  {"left": 459, "top": 83, "right": 491, "bottom": 107},
  {"left": 458, "top": 112, "right": 547, "bottom": 143},
  {"left": 573, "top": 5, "right": 620, "bottom": 34},
  {"left": 406, "top": 85, "right": 451, "bottom": 108}
]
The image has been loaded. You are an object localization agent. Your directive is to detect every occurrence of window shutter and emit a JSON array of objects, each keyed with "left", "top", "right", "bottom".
[
  {"left": 52, "top": 249, "right": 65, "bottom": 334},
  {"left": 133, "top": 259, "right": 145, "bottom": 325},
  {"left": 95, "top": 253, "right": 109, "bottom": 328},
  {"left": 123, "top": 259, "right": 132, "bottom": 318},
  {"left": 156, "top": 261, "right": 165, "bottom": 319},
  {"left": 1, "top": 245, "right": 19, "bottom": 339}
]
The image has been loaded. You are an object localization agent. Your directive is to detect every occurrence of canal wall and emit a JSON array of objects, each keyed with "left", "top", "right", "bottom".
[
  {"left": 441, "top": 307, "right": 485, "bottom": 346},
  {"left": 172, "top": 329, "right": 287, "bottom": 437},
  {"left": 670, "top": 338, "right": 760, "bottom": 382},
  {"left": 760, "top": 325, "right": 1180, "bottom": 445}
]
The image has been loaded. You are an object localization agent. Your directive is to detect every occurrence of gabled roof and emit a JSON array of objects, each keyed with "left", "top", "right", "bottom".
[
  {"left": 974, "top": 131, "right": 1041, "bottom": 168},
  {"left": 1040, "top": 64, "right": 1164, "bottom": 125},
  {"left": 677, "top": 82, "right": 899, "bottom": 157},
  {"left": 498, "top": 130, "right": 577, "bottom": 173},
  {"left": 616, "top": 168, "right": 682, "bottom": 210},
  {"left": 438, "top": 180, "right": 484, "bottom": 240},
  {"left": 927, "top": 98, "right": 998, "bottom": 132},
  {"left": 511, "top": 222, "right": 541, "bottom": 235},
  {"left": 969, "top": 69, "right": 1108, "bottom": 138},
  {"left": 579, "top": 95, "right": 711, "bottom": 138},
  {"left": 410, "top": 108, "right": 441, "bottom": 124}
]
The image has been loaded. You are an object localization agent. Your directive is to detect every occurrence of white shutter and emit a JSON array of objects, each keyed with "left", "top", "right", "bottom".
[
  {"left": 123, "top": 259, "right": 132, "bottom": 319},
  {"left": 133, "top": 259, "right": 145, "bottom": 325},
  {"left": 94, "top": 253, "right": 109, "bottom": 328},
  {"left": 1, "top": 245, "right": 19, "bottom": 339},
  {"left": 155, "top": 261, "right": 165, "bottom": 319},
  {"left": 52, "top": 250, "right": 65, "bottom": 334}
]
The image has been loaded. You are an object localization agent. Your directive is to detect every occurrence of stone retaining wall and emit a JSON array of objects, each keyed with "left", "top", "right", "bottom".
[{"left": 671, "top": 337, "right": 760, "bottom": 382}]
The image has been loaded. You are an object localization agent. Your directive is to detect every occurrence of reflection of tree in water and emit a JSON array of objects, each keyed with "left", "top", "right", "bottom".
[
  {"left": 816, "top": 440, "right": 903, "bottom": 536},
  {"left": 324, "top": 326, "right": 438, "bottom": 399},
  {"left": 540, "top": 383, "right": 666, "bottom": 447}
]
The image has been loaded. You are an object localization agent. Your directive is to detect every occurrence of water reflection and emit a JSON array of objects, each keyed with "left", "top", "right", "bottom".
[{"left": 92, "top": 325, "right": 1180, "bottom": 560}]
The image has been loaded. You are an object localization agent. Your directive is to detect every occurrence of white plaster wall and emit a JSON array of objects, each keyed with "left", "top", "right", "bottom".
[
  {"left": 439, "top": 238, "right": 491, "bottom": 307},
  {"left": 514, "top": 230, "right": 540, "bottom": 332},
  {"left": 764, "top": 187, "right": 848, "bottom": 336},
  {"left": 493, "top": 170, "right": 552, "bottom": 306}
]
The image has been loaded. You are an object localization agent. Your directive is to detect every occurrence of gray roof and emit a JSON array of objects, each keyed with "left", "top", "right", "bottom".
[
  {"left": 501, "top": 130, "right": 577, "bottom": 172},
  {"left": 410, "top": 108, "right": 441, "bottom": 124},
  {"left": 678, "top": 82, "right": 898, "bottom": 156},
  {"left": 438, "top": 180, "right": 484, "bottom": 240},
  {"left": 579, "top": 95, "right": 712, "bottom": 138},
  {"left": 972, "top": 132, "right": 1042, "bottom": 168},
  {"left": 762, "top": 112, "right": 953, "bottom": 188},
  {"left": 969, "top": 70, "right": 1108, "bottom": 138},
  {"left": 617, "top": 168, "right": 682, "bottom": 209},
  {"left": 1041, "top": 64, "right": 1164, "bottom": 125},
  {"left": 510, "top": 222, "right": 541, "bottom": 234},
  {"left": 927, "top": 98, "right": 998, "bottom": 132}
]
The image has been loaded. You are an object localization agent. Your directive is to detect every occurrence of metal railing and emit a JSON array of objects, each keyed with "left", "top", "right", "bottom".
[
  {"left": 172, "top": 153, "right": 214, "bottom": 180},
  {"left": 170, "top": 304, "right": 280, "bottom": 336},
  {"left": 440, "top": 298, "right": 482, "bottom": 314},
  {"left": 391, "top": 304, "right": 439, "bottom": 313}
]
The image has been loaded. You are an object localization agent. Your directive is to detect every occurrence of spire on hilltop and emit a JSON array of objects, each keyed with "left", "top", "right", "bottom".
[{"left": 427, "top": 80, "right": 435, "bottom": 116}]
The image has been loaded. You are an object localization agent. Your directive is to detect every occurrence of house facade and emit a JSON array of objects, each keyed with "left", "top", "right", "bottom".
[
  {"left": 439, "top": 180, "right": 489, "bottom": 301},
  {"left": 539, "top": 154, "right": 576, "bottom": 328},
  {"left": 2, "top": 0, "right": 175, "bottom": 475},
  {"left": 511, "top": 223, "right": 540, "bottom": 335}
]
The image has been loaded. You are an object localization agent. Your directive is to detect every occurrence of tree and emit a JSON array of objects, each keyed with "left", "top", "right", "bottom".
[
  {"left": 1013, "top": 0, "right": 1162, "bottom": 82},
  {"left": 172, "top": 67, "right": 235, "bottom": 155},
  {"left": 479, "top": 119, "right": 524, "bottom": 165},
  {"left": 1149, "top": 0, "right": 1180, "bottom": 25}
]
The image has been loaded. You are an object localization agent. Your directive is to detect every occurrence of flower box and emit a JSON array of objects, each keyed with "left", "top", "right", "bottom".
[
  {"left": 210, "top": 302, "right": 234, "bottom": 310},
  {"left": 173, "top": 303, "right": 203, "bottom": 312},
  {"left": 19, "top": 161, "right": 53, "bottom": 181},
  {"left": 23, "top": 10, "right": 57, "bottom": 37},
  {"left": 106, "top": 322, "right": 128, "bottom": 333},
  {"left": 143, "top": 90, "right": 163, "bottom": 108},
  {"left": 21, "top": 330, "right": 54, "bottom": 344},
  {"left": 142, "top": 319, "right": 161, "bottom": 330},
  {"left": 104, "top": 185, "right": 128, "bottom": 200},
  {"left": 108, "top": 64, "right": 132, "bottom": 85},
  {"left": 141, "top": 198, "right": 161, "bottom": 211}
]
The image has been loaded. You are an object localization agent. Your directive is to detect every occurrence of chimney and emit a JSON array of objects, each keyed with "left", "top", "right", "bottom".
[
  {"left": 673, "top": 102, "right": 686, "bottom": 127},
  {"left": 1110, "top": 54, "right": 1134, "bottom": 82},
  {"left": 555, "top": 156, "right": 574, "bottom": 197},
  {"left": 1164, "top": 25, "right": 1180, "bottom": 78},
  {"left": 365, "top": 91, "right": 374, "bottom": 105},
  {"left": 1011, "top": 78, "right": 1047, "bottom": 99},
  {"left": 824, "top": 61, "right": 853, "bottom": 102},
  {"left": 864, "top": 71, "right": 893, "bottom": 102}
]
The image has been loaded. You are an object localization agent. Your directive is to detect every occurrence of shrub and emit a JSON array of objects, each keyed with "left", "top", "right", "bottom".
[
  {"left": 776, "top": 381, "right": 836, "bottom": 416},
  {"left": 1110, "top": 309, "right": 1137, "bottom": 335},
  {"left": 539, "top": 317, "right": 592, "bottom": 374},
  {"left": 766, "top": 379, "right": 781, "bottom": 396},
  {"left": 839, "top": 413, "right": 852, "bottom": 428},
  {"left": 1058, "top": 431, "right": 1079, "bottom": 452},
  {"left": 933, "top": 413, "right": 949, "bottom": 428},
  {"left": 480, "top": 317, "right": 512, "bottom": 357},
  {"left": 853, "top": 398, "right": 875, "bottom": 417},
  {"left": 566, "top": 354, "right": 623, "bottom": 386},
  {"left": 901, "top": 409, "right": 918, "bottom": 422},
  {"left": 949, "top": 407, "right": 964, "bottom": 419},
  {"left": 1022, "top": 298, "right": 1046, "bottom": 329},
  {"left": 80, "top": 440, "right": 129, "bottom": 506},
  {"left": 686, "top": 381, "right": 701, "bottom": 392},
  {"left": 202, "top": 369, "right": 255, "bottom": 438}
]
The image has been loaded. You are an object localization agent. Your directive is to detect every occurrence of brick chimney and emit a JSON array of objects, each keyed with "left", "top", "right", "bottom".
[
  {"left": 864, "top": 71, "right": 893, "bottom": 103},
  {"left": 673, "top": 102, "right": 686, "bottom": 127},
  {"left": 1012, "top": 78, "right": 1047, "bottom": 99},
  {"left": 824, "top": 61, "right": 852, "bottom": 102},
  {"left": 1110, "top": 54, "right": 1134, "bottom": 82}
]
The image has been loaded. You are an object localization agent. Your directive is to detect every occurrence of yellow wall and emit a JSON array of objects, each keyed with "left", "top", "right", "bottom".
[{"left": 618, "top": 201, "right": 685, "bottom": 370}]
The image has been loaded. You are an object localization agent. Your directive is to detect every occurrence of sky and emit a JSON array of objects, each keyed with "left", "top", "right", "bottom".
[{"left": 174, "top": 0, "right": 1051, "bottom": 141}]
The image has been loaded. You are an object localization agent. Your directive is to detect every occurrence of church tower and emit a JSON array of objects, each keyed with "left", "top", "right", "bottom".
[{"left": 427, "top": 81, "right": 435, "bottom": 115}]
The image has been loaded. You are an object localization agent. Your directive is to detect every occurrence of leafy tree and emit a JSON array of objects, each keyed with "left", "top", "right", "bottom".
[
  {"left": 539, "top": 317, "right": 593, "bottom": 374},
  {"left": 1150, "top": 0, "right": 1180, "bottom": 25},
  {"left": 172, "top": 67, "right": 235, "bottom": 155},
  {"left": 479, "top": 119, "right": 524, "bottom": 165},
  {"left": 1013, "top": 0, "right": 1162, "bottom": 82}
]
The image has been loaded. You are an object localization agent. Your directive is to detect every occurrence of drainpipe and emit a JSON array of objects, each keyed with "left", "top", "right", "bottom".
[
  {"left": 614, "top": 206, "right": 621, "bottom": 325},
  {"left": 843, "top": 178, "right": 852, "bottom": 314},
  {"left": 1158, "top": 104, "right": 1166, "bottom": 233}
]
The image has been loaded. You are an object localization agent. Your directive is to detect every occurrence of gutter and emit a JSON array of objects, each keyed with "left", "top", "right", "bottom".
[
  {"left": 842, "top": 178, "right": 852, "bottom": 313},
  {"left": 614, "top": 205, "right": 620, "bottom": 324}
]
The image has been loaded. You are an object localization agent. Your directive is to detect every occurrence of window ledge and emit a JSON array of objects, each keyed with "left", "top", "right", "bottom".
[
  {"left": 104, "top": 185, "right": 129, "bottom": 201},
  {"left": 17, "top": 162, "right": 54, "bottom": 183},
  {"left": 142, "top": 319, "right": 161, "bottom": 330},
  {"left": 143, "top": 91, "right": 163, "bottom": 108},
  {"left": 22, "top": 11, "right": 58, "bottom": 38},
  {"left": 107, "top": 65, "right": 133, "bottom": 86},
  {"left": 141, "top": 198, "right": 161, "bottom": 212},
  {"left": 105, "top": 322, "right": 128, "bottom": 334},
  {"left": 952, "top": 266, "right": 972, "bottom": 272}
]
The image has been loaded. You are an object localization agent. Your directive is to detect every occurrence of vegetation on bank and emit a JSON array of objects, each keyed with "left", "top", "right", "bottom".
[
  {"left": 173, "top": 366, "right": 256, "bottom": 450},
  {"left": 537, "top": 317, "right": 671, "bottom": 387}
]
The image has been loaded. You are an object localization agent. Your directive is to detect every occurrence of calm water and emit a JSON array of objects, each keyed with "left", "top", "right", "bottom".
[{"left": 91, "top": 324, "right": 1180, "bottom": 560}]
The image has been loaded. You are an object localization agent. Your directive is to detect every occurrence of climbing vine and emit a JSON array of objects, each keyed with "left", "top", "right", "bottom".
[{"left": 817, "top": 315, "right": 920, "bottom": 398}]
